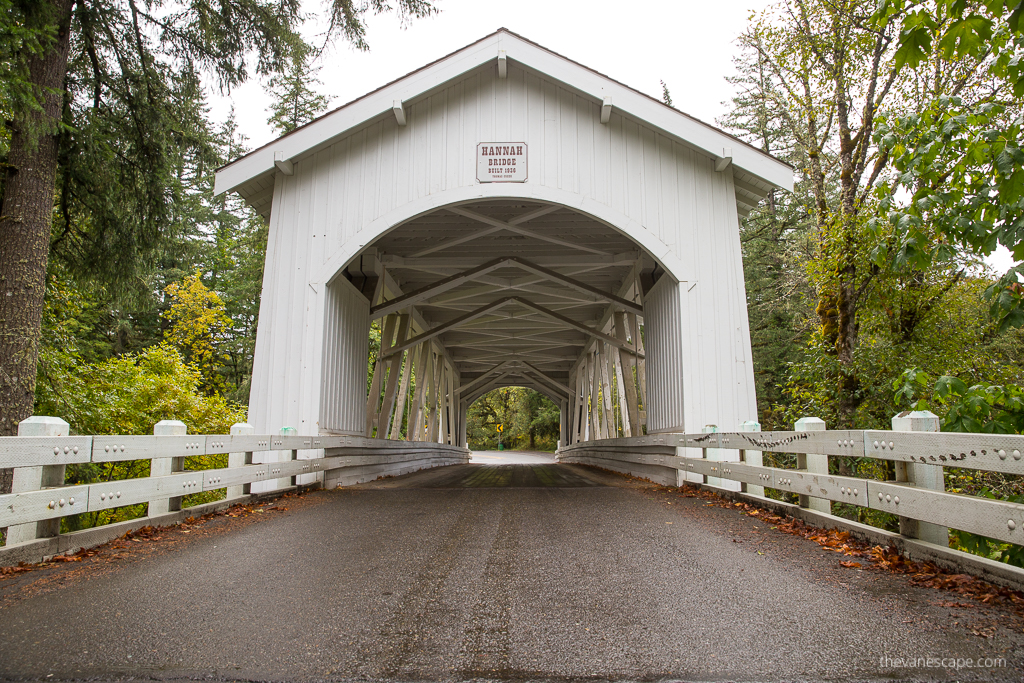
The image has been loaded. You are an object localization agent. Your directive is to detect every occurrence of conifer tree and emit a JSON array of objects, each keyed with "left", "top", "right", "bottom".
[{"left": 266, "top": 45, "right": 333, "bottom": 135}]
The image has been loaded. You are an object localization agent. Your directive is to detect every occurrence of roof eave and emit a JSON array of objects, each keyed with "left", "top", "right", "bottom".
[{"left": 214, "top": 30, "right": 793, "bottom": 197}]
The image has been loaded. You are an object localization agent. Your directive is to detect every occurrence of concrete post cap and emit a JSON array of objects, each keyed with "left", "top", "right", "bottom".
[
  {"left": 702, "top": 424, "right": 719, "bottom": 433},
  {"left": 892, "top": 410, "right": 940, "bottom": 432},
  {"left": 230, "top": 423, "right": 255, "bottom": 435},
  {"left": 279, "top": 426, "right": 298, "bottom": 435},
  {"left": 738, "top": 420, "right": 761, "bottom": 432},
  {"left": 18, "top": 416, "right": 70, "bottom": 437},
  {"left": 154, "top": 419, "right": 187, "bottom": 436},
  {"left": 795, "top": 417, "right": 826, "bottom": 431}
]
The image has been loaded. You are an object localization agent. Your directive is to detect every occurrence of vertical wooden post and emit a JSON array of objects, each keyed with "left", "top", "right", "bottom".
[
  {"left": 427, "top": 350, "right": 441, "bottom": 443},
  {"left": 599, "top": 342, "right": 615, "bottom": 438},
  {"left": 459, "top": 398, "right": 469, "bottom": 447},
  {"left": 437, "top": 360, "right": 449, "bottom": 444},
  {"left": 613, "top": 312, "right": 642, "bottom": 435},
  {"left": 702, "top": 424, "right": 719, "bottom": 486},
  {"left": 568, "top": 366, "right": 579, "bottom": 444},
  {"left": 795, "top": 417, "right": 830, "bottom": 513},
  {"left": 612, "top": 345, "right": 631, "bottom": 437},
  {"left": 589, "top": 353, "right": 601, "bottom": 441},
  {"left": 277, "top": 426, "right": 298, "bottom": 489},
  {"left": 575, "top": 355, "right": 588, "bottom": 442},
  {"left": 7, "top": 416, "right": 70, "bottom": 545},
  {"left": 226, "top": 422, "right": 254, "bottom": 500},
  {"left": 408, "top": 343, "right": 429, "bottom": 442},
  {"left": 629, "top": 312, "right": 647, "bottom": 430},
  {"left": 377, "top": 314, "right": 410, "bottom": 437},
  {"left": 738, "top": 419, "right": 763, "bottom": 497},
  {"left": 365, "top": 314, "right": 398, "bottom": 436},
  {"left": 892, "top": 411, "right": 949, "bottom": 545},
  {"left": 150, "top": 419, "right": 186, "bottom": 516},
  {"left": 559, "top": 398, "right": 568, "bottom": 449},
  {"left": 391, "top": 345, "right": 415, "bottom": 440}
]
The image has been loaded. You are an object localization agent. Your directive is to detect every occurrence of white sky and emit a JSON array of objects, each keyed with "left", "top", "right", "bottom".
[
  {"left": 208, "top": 0, "right": 1018, "bottom": 274},
  {"left": 209, "top": 0, "right": 771, "bottom": 148}
]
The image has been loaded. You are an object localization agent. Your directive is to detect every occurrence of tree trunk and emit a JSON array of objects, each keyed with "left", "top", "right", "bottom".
[{"left": 0, "top": 0, "right": 75, "bottom": 501}]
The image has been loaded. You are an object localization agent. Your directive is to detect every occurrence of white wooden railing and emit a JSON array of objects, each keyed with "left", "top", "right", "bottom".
[
  {"left": 558, "top": 412, "right": 1024, "bottom": 550},
  {"left": 0, "top": 416, "right": 468, "bottom": 554}
]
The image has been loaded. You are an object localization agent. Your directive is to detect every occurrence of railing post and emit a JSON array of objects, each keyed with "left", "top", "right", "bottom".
[
  {"left": 794, "top": 417, "right": 830, "bottom": 514},
  {"left": 891, "top": 410, "right": 949, "bottom": 546},
  {"left": 7, "top": 416, "right": 70, "bottom": 545},
  {"left": 738, "top": 420, "right": 764, "bottom": 497},
  {"left": 280, "top": 426, "right": 298, "bottom": 489},
  {"left": 705, "top": 423, "right": 741, "bottom": 491},
  {"left": 149, "top": 419, "right": 186, "bottom": 516},
  {"left": 226, "top": 422, "right": 254, "bottom": 500}
]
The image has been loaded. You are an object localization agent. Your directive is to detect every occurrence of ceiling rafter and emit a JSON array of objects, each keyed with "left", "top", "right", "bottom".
[
  {"left": 409, "top": 204, "right": 559, "bottom": 258},
  {"left": 372, "top": 256, "right": 636, "bottom": 320},
  {"left": 446, "top": 206, "right": 615, "bottom": 256}
]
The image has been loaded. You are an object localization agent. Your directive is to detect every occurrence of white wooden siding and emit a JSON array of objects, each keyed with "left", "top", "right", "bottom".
[{"left": 247, "top": 61, "right": 758, "bottom": 437}]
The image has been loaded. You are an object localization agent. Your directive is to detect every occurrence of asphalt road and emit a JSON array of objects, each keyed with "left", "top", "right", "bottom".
[{"left": 0, "top": 462, "right": 1022, "bottom": 682}]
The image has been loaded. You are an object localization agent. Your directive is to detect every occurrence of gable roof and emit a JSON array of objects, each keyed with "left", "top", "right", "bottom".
[{"left": 214, "top": 29, "right": 793, "bottom": 210}]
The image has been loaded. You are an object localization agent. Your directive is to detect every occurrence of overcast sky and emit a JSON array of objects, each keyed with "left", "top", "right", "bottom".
[
  {"left": 209, "top": 0, "right": 772, "bottom": 148},
  {"left": 208, "top": 0, "right": 1016, "bottom": 272}
]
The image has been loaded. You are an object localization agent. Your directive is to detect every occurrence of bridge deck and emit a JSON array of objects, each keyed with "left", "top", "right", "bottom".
[{"left": 0, "top": 462, "right": 1020, "bottom": 681}]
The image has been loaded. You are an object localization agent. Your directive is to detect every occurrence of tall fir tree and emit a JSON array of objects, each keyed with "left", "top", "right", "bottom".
[{"left": 266, "top": 45, "right": 333, "bottom": 135}]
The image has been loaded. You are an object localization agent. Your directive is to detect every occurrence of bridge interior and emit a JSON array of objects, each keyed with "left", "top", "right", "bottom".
[{"left": 346, "top": 199, "right": 655, "bottom": 446}]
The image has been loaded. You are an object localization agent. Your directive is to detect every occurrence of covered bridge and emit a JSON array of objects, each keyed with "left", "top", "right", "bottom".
[{"left": 214, "top": 28, "right": 793, "bottom": 465}]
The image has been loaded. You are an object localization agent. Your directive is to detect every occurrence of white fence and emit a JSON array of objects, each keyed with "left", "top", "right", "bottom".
[
  {"left": 0, "top": 416, "right": 468, "bottom": 559},
  {"left": 558, "top": 413, "right": 1024, "bottom": 550}
]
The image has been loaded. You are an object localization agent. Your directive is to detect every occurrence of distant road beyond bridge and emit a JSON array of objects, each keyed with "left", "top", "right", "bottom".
[{"left": 1, "top": 462, "right": 1020, "bottom": 682}]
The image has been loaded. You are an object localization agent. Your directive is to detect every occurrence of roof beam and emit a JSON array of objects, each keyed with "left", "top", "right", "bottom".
[
  {"left": 715, "top": 147, "right": 733, "bottom": 172},
  {"left": 381, "top": 251, "right": 640, "bottom": 271},
  {"left": 380, "top": 297, "right": 515, "bottom": 359},
  {"left": 458, "top": 360, "right": 516, "bottom": 395},
  {"left": 375, "top": 256, "right": 642, "bottom": 318},
  {"left": 446, "top": 206, "right": 613, "bottom": 256},
  {"left": 497, "top": 49, "right": 507, "bottom": 78},
  {"left": 601, "top": 97, "right": 612, "bottom": 124},
  {"left": 273, "top": 151, "right": 293, "bottom": 176},
  {"left": 507, "top": 257, "right": 643, "bottom": 315},
  {"left": 409, "top": 204, "right": 559, "bottom": 258},
  {"left": 393, "top": 100, "right": 407, "bottom": 126},
  {"left": 371, "top": 257, "right": 512, "bottom": 319},
  {"left": 521, "top": 364, "right": 572, "bottom": 397},
  {"left": 511, "top": 298, "right": 642, "bottom": 357}
]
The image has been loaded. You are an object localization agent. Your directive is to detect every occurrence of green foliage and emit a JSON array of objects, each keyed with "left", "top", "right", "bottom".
[
  {"left": 266, "top": 44, "right": 333, "bottom": 135},
  {"left": 893, "top": 367, "right": 1024, "bottom": 433},
  {"left": 36, "top": 342, "right": 246, "bottom": 436},
  {"left": 467, "top": 387, "right": 560, "bottom": 451},
  {"left": 164, "top": 270, "right": 234, "bottom": 395}
]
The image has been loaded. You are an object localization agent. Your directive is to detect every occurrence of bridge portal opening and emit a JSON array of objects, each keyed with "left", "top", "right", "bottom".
[
  {"left": 222, "top": 30, "right": 786, "bottom": 449},
  {"left": 345, "top": 199, "right": 654, "bottom": 449},
  {"left": 464, "top": 385, "right": 561, "bottom": 452}
]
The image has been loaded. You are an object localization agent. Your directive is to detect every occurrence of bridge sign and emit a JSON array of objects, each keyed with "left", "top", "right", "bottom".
[{"left": 477, "top": 143, "right": 527, "bottom": 182}]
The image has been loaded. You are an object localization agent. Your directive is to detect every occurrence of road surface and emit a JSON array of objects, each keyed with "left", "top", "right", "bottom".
[{"left": 0, "top": 462, "right": 1021, "bottom": 682}]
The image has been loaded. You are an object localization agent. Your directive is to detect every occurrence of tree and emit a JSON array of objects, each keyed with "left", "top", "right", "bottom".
[
  {"left": 266, "top": 44, "right": 333, "bottom": 135},
  {"left": 735, "top": 0, "right": 1004, "bottom": 426},
  {"left": 164, "top": 270, "right": 233, "bottom": 395},
  {"left": 467, "top": 387, "right": 560, "bottom": 451},
  {"left": 0, "top": 0, "right": 436, "bottom": 442},
  {"left": 871, "top": 1, "right": 1024, "bottom": 330}
]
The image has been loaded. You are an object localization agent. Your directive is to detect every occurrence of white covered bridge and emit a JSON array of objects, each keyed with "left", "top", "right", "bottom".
[
  {"left": 214, "top": 28, "right": 792, "bottom": 462},
  {"left": 4, "top": 29, "right": 1024, "bottom": 611}
]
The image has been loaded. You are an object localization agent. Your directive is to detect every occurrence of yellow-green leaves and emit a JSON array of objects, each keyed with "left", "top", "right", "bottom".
[{"left": 164, "top": 270, "right": 233, "bottom": 395}]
